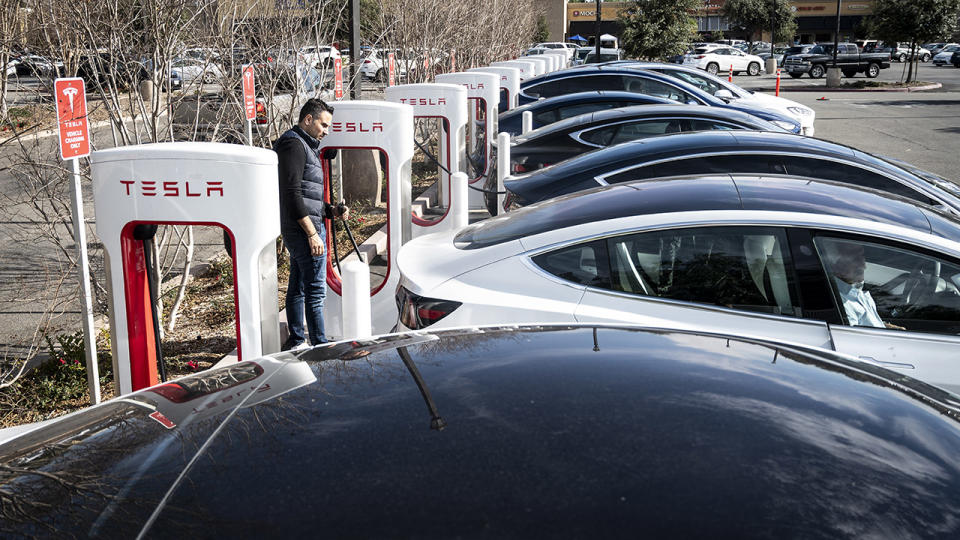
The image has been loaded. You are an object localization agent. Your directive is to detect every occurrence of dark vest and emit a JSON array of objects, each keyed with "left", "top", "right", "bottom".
[{"left": 277, "top": 127, "right": 326, "bottom": 233}]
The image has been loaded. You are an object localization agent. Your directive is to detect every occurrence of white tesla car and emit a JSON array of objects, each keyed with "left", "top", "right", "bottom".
[
  {"left": 683, "top": 46, "right": 765, "bottom": 76},
  {"left": 397, "top": 175, "right": 960, "bottom": 394}
]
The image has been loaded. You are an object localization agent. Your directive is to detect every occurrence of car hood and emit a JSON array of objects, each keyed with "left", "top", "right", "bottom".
[{"left": 397, "top": 229, "right": 525, "bottom": 293}]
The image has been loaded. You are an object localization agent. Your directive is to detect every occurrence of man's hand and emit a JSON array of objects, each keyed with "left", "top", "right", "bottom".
[
  {"left": 884, "top": 322, "right": 906, "bottom": 331},
  {"left": 308, "top": 233, "right": 325, "bottom": 257}
]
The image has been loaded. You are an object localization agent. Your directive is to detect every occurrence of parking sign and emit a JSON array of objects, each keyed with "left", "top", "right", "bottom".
[
  {"left": 54, "top": 78, "right": 90, "bottom": 160},
  {"left": 334, "top": 58, "right": 343, "bottom": 99},
  {"left": 242, "top": 65, "right": 256, "bottom": 120},
  {"left": 388, "top": 53, "right": 395, "bottom": 87}
]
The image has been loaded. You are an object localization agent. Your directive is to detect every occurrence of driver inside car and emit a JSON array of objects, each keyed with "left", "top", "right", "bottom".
[{"left": 828, "top": 241, "right": 905, "bottom": 330}]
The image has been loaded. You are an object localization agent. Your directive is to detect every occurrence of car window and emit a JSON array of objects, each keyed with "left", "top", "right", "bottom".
[
  {"left": 580, "top": 119, "right": 684, "bottom": 146},
  {"left": 532, "top": 240, "right": 611, "bottom": 289},
  {"left": 623, "top": 77, "right": 693, "bottom": 103},
  {"left": 780, "top": 157, "right": 938, "bottom": 205},
  {"left": 604, "top": 155, "right": 786, "bottom": 184},
  {"left": 556, "top": 102, "right": 619, "bottom": 120},
  {"left": 661, "top": 70, "right": 724, "bottom": 95},
  {"left": 533, "top": 108, "right": 559, "bottom": 125},
  {"left": 525, "top": 75, "right": 626, "bottom": 98},
  {"left": 688, "top": 119, "right": 740, "bottom": 131},
  {"left": 604, "top": 226, "right": 800, "bottom": 316},
  {"left": 814, "top": 236, "right": 960, "bottom": 334}
]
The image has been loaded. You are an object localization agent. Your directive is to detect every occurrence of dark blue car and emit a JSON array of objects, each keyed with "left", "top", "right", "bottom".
[
  {"left": 497, "top": 91, "right": 674, "bottom": 136},
  {"left": 517, "top": 65, "right": 801, "bottom": 133},
  {"left": 492, "top": 130, "right": 960, "bottom": 214}
]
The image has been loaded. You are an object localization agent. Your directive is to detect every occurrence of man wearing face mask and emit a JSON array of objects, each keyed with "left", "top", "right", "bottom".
[
  {"left": 275, "top": 98, "right": 349, "bottom": 350},
  {"left": 829, "top": 242, "right": 903, "bottom": 330}
]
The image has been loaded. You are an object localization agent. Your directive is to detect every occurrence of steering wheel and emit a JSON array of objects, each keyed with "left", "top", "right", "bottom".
[{"left": 902, "top": 260, "right": 941, "bottom": 305}]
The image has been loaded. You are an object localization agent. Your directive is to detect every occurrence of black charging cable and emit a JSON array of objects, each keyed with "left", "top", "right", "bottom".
[{"left": 412, "top": 137, "right": 508, "bottom": 195}]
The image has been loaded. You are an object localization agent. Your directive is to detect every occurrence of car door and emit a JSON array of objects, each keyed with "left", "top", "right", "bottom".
[
  {"left": 730, "top": 49, "right": 749, "bottom": 71},
  {"left": 570, "top": 226, "right": 834, "bottom": 348},
  {"left": 810, "top": 234, "right": 960, "bottom": 394}
]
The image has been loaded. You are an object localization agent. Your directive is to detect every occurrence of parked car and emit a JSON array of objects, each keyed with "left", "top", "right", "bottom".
[
  {"left": 582, "top": 48, "right": 622, "bottom": 64},
  {"left": 15, "top": 54, "right": 64, "bottom": 77},
  {"left": 3, "top": 57, "right": 19, "bottom": 77},
  {"left": 954, "top": 51, "right": 960, "bottom": 68},
  {"left": 682, "top": 45, "right": 765, "bottom": 76},
  {"left": 877, "top": 42, "right": 932, "bottom": 63},
  {"left": 613, "top": 62, "right": 816, "bottom": 136},
  {"left": 488, "top": 131, "right": 960, "bottom": 216},
  {"left": 933, "top": 45, "right": 960, "bottom": 66},
  {"left": 573, "top": 46, "right": 593, "bottom": 65},
  {"left": 776, "top": 44, "right": 814, "bottom": 67},
  {"left": 298, "top": 45, "right": 340, "bottom": 69},
  {"left": 517, "top": 66, "right": 802, "bottom": 133},
  {"left": 358, "top": 48, "right": 405, "bottom": 82},
  {"left": 924, "top": 42, "right": 955, "bottom": 55},
  {"left": 783, "top": 42, "right": 891, "bottom": 78},
  {"left": 533, "top": 41, "right": 576, "bottom": 63},
  {"left": 495, "top": 104, "right": 781, "bottom": 176},
  {"left": 498, "top": 91, "right": 674, "bottom": 136},
  {"left": 170, "top": 57, "right": 224, "bottom": 85},
  {"left": 7, "top": 323, "right": 960, "bottom": 536},
  {"left": 402, "top": 175, "right": 960, "bottom": 395}
]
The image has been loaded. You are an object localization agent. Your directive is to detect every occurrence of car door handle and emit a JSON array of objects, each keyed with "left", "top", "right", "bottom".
[{"left": 861, "top": 356, "right": 915, "bottom": 369}]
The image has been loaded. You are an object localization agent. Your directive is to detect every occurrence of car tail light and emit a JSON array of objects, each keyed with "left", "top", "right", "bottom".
[
  {"left": 694, "top": 55, "right": 705, "bottom": 59},
  {"left": 396, "top": 286, "right": 461, "bottom": 329},
  {"left": 363, "top": 59, "right": 373, "bottom": 64},
  {"left": 512, "top": 162, "right": 529, "bottom": 173},
  {"left": 255, "top": 99, "right": 267, "bottom": 125}
]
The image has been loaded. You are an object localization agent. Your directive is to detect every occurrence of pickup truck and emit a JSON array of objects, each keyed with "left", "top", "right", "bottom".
[
  {"left": 171, "top": 64, "right": 331, "bottom": 146},
  {"left": 782, "top": 43, "right": 891, "bottom": 79}
]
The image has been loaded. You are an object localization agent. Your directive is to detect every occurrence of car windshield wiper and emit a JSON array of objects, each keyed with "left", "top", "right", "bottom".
[{"left": 397, "top": 346, "right": 447, "bottom": 431}]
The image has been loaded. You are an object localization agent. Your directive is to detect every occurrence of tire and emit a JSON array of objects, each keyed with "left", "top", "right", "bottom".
[
  {"left": 706, "top": 62, "right": 719, "bottom": 76},
  {"left": 842, "top": 69, "right": 857, "bottom": 78},
  {"left": 866, "top": 63, "right": 880, "bottom": 78},
  {"left": 747, "top": 62, "right": 760, "bottom": 76},
  {"left": 375, "top": 68, "right": 385, "bottom": 82},
  {"left": 897, "top": 53, "right": 907, "bottom": 63},
  {"left": 809, "top": 64, "right": 825, "bottom": 78},
  {"left": 920, "top": 53, "right": 931, "bottom": 63},
  {"left": 789, "top": 72, "right": 803, "bottom": 79}
]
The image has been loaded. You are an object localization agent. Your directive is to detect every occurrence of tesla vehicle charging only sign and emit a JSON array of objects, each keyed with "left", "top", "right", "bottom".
[
  {"left": 242, "top": 65, "right": 256, "bottom": 120},
  {"left": 334, "top": 58, "right": 343, "bottom": 99},
  {"left": 55, "top": 78, "right": 90, "bottom": 160}
]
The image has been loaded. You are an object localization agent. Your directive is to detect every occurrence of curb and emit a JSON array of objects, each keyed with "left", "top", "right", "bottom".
[{"left": 749, "top": 82, "right": 942, "bottom": 93}]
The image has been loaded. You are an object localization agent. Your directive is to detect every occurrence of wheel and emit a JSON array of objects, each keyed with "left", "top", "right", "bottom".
[
  {"left": 202, "top": 73, "right": 216, "bottom": 84},
  {"left": 789, "top": 72, "right": 803, "bottom": 79},
  {"left": 706, "top": 62, "right": 719, "bottom": 76},
  {"left": 920, "top": 53, "right": 931, "bottom": 62},
  {"left": 747, "top": 62, "right": 760, "bottom": 76},
  {"left": 866, "top": 63, "right": 880, "bottom": 78},
  {"left": 375, "top": 68, "right": 385, "bottom": 82},
  {"left": 842, "top": 69, "right": 857, "bottom": 78},
  {"left": 897, "top": 52, "right": 907, "bottom": 62},
  {"left": 809, "top": 64, "right": 825, "bottom": 78}
]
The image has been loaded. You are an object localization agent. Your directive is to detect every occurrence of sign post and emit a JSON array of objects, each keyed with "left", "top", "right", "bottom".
[
  {"left": 54, "top": 77, "right": 100, "bottom": 405},
  {"left": 334, "top": 57, "right": 344, "bottom": 99},
  {"left": 242, "top": 65, "right": 256, "bottom": 145},
  {"left": 387, "top": 53, "right": 395, "bottom": 87},
  {"left": 450, "top": 49, "right": 456, "bottom": 73}
]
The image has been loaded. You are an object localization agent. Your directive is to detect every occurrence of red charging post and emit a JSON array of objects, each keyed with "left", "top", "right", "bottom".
[
  {"left": 334, "top": 57, "right": 344, "bottom": 99},
  {"left": 54, "top": 77, "right": 100, "bottom": 404},
  {"left": 242, "top": 65, "right": 255, "bottom": 145},
  {"left": 776, "top": 69, "right": 781, "bottom": 96},
  {"left": 387, "top": 53, "right": 395, "bottom": 87}
]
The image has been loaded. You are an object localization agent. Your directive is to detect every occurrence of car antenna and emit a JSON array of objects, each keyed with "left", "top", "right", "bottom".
[
  {"left": 397, "top": 346, "right": 447, "bottom": 431},
  {"left": 592, "top": 327, "right": 600, "bottom": 352}
]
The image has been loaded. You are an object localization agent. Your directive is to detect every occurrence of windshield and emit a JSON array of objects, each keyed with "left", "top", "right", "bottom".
[
  {"left": 786, "top": 46, "right": 809, "bottom": 55},
  {"left": 809, "top": 45, "right": 833, "bottom": 55}
]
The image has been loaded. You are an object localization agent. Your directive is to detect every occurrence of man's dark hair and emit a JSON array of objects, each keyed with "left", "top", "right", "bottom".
[{"left": 298, "top": 98, "right": 335, "bottom": 123}]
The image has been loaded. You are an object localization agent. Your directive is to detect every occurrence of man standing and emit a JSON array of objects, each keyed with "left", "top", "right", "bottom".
[{"left": 275, "top": 98, "right": 348, "bottom": 350}]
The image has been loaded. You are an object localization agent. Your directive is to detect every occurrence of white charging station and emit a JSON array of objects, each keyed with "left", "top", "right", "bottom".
[
  {"left": 436, "top": 72, "right": 499, "bottom": 210},
  {"left": 91, "top": 143, "right": 280, "bottom": 395},
  {"left": 468, "top": 66, "right": 521, "bottom": 112},
  {"left": 317, "top": 101, "right": 414, "bottom": 338},
  {"left": 526, "top": 56, "right": 552, "bottom": 74},
  {"left": 544, "top": 50, "right": 568, "bottom": 69},
  {"left": 491, "top": 60, "right": 536, "bottom": 82},
  {"left": 385, "top": 83, "right": 467, "bottom": 238}
]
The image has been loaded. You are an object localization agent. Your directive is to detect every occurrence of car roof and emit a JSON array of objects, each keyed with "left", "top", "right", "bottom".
[
  {"left": 500, "top": 91, "right": 674, "bottom": 120},
  {"left": 467, "top": 174, "right": 960, "bottom": 249},
  {"left": 5, "top": 324, "right": 960, "bottom": 536},
  {"left": 512, "top": 104, "right": 776, "bottom": 143},
  {"left": 520, "top": 65, "right": 714, "bottom": 99}
]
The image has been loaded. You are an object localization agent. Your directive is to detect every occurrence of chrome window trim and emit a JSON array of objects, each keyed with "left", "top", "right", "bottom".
[{"left": 590, "top": 150, "right": 951, "bottom": 207}]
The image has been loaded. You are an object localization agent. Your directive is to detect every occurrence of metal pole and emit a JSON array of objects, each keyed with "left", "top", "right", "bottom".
[
  {"left": 69, "top": 157, "right": 101, "bottom": 405},
  {"left": 833, "top": 0, "right": 841, "bottom": 67},
  {"left": 246, "top": 119, "right": 253, "bottom": 146},
  {"left": 594, "top": 0, "right": 601, "bottom": 62},
  {"left": 350, "top": 0, "right": 361, "bottom": 99}
]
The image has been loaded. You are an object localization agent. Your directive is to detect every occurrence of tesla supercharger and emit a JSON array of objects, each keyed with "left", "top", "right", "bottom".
[
  {"left": 528, "top": 56, "right": 552, "bottom": 74},
  {"left": 436, "top": 72, "right": 499, "bottom": 210},
  {"left": 91, "top": 143, "right": 280, "bottom": 395},
  {"left": 318, "top": 101, "right": 414, "bottom": 338},
  {"left": 545, "top": 50, "right": 568, "bottom": 69},
  {"left": 385, "top": 83, "right": 467, "bottom": 238},
  {"left": 519, "top": 58, "right": 545, "bottom": 77},
  {"left": 491, "top": 60, "right": 536, "bottom": 82},
  {"left": 468, "top": 66, "right": 521, "bottom": 112}
]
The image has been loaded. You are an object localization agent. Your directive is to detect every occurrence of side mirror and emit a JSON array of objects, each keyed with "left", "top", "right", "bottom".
[{"left": 715, "top": 89, "right": 736, "bottom": 100}]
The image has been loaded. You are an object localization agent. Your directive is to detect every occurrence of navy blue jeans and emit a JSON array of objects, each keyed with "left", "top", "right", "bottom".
[{"left": 282, "top": 226, "right": 327, "bottom": 345}]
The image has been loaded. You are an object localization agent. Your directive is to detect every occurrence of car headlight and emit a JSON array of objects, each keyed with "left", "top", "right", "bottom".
[
  {"left": 787, "top": 106, "right": 812, "bottom": 116},
  {"left": 771, "top": 120, "right": 800, "bottom": 132}
]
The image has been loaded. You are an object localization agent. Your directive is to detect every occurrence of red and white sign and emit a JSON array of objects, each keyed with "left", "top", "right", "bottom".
[
  {"left": 334, "top": 57, "right": 344, "bottom": 99},
  {"left": 241, "top": 65, "right": 256, "bottom": 121},
  {"left": 450, "top": 49, "right": 456, "bottom": 72},
  {"left": 387, "top": 53, "right": 396, "bottom": 87},
  {"left": 54, "top": 78, "right": 90, "bottom": 160}
]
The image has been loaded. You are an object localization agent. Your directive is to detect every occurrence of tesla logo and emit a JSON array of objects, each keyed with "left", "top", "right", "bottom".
[
  {"left": 399, "top": 97, "right": 447, "bottom": 106},
  {"left": 62, "top": 86, "right": 79, "bottom": 111},
  {"left": 331, "top": 122, "right": 384, "bottom": 132},
  {"left": 120, "top": 180, "right": 224, "bottom": 197}
]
